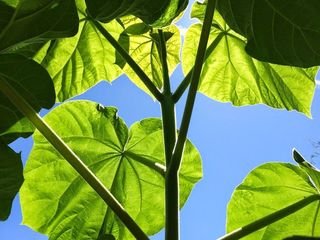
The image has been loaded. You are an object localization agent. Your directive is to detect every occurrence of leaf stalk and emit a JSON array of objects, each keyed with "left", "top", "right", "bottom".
[{"left": 218, "top": 194, "right": 320, "bottom": 240}]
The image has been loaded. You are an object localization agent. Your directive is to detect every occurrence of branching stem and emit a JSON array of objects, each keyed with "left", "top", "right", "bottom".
[{"left": 92, "top": 19, "right": 163, "bottom": 102}]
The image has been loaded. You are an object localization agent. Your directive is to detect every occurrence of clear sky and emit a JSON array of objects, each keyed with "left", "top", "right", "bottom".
[{"left": 1, "top": 2, "right": 320, "bottom": 240}]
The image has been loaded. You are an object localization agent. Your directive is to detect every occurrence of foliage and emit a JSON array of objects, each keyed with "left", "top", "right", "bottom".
[{"left": 0, "top": 0, "right": 320, "bottom": 239}]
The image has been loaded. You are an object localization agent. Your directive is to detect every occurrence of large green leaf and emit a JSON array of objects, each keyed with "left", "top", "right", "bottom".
[
  {"left": 216, "top": 0, "right": 320, "bottom": 67},
  {"left": 0, "top": 142, "right": 23, "bottom": 221},
  {"left": 0, "top": 54, "right": 55, "bottom": 141},
  {"left": 0, "top": 0, "right": 78, "bottom": 53},
  {"left": 85, "top": 0, "right": 188, "bottom": 27},
  {"left": 33, "top": 0, "right": 122, "bottom": 102},
  {"left": 227, "top": 163, "right": 320, "bottom": 239},
  {"left": 20, "top": 100, "right": 202, "bottom": 240},
  {"left": 182, "top": 1, "right": 317, "bottom": 116},
  {"left": 117, "top": 16, "right": 180, "bottom": 96}
]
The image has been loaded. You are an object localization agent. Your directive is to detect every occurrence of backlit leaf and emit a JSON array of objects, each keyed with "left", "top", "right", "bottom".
[
  {"left": 227, "top": 163, "right": 320, "bottom": 239},
  {"left": 182, "top": 1, "right": 317, "bottom": 116},
  {"left": 20, "top": 100, "right": 202, "bottom": 240},
  {"left": 217, "top": 0, "right": 320, "bottom": 67}
]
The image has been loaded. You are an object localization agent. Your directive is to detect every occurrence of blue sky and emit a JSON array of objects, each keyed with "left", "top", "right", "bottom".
[{"left": 1, "top": 2, "right": 320, "bottom": 240}]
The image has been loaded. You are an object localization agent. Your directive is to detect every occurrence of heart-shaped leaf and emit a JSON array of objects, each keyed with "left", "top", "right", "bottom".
[
  {"left": 0, "top": 142, "right": 23, "bottom": 221},
  {"left": 182, "top": 1, "right": 317, "bottom": 117},
  {"left": 0, "top": 54, "right": 55, "bottom": 141},
  {"left": 85, "top": 0, "right": 188, "bottom": 27},
  {"left": 227, "top": 163, "right": 320, "bottom": 239},
  {"left": 20, "top": 100, "right": 202, "bottom": 240},
  {"left": 0, "top": 0, "right": 78, "bottom": 53},
  {"left": 217, "top": 0, "right": 320, "bottom": 67},
  {"left": 33, "top": 0, "right": 122, "bottom": 102}
]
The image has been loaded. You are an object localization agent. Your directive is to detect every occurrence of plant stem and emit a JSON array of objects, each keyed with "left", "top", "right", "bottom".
[
  {"left": 157, "top": 27, "right": 179, "bottom": 240},
  {"left": 158, "top": 29, "right": 171, "bottom": 96},
  {"left": 92, "top": 19, "right": 163, "bottom": 102},
  {"left": 0, "top": 77, "right": 149, "bottom": 240},
  {"left": 218, "top": 195, "right": 320, "bottom": 240},
  {"left": 172, "top": 32, "right": 224, "bottom": 103},
  {"left": 165, "top": 1, "right": 216, "bottom": 239}
]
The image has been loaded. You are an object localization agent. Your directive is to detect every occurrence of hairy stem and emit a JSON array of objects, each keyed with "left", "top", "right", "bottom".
[
  {"left": 92, "top": 19, "right": 163, "bottom": 102},
  {"left": 165, "top": 1, "right": 216, "bottom": 239},
  {"left": 0, "top": 77, "right": 149, "bottom": 240},
  {"left": 218, "top": 195, "right": 320, "bottom": 240}
]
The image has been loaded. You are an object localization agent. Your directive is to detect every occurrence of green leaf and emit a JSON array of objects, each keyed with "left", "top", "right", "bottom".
[
  {"left": 117, "top": 17, "right": 180, "bottom": 96},
  {"left": 0, "top": 118, "right": 34, "bottom": 144},
  {"left": 33, "top": 0, "right": 122, "bottom": 102},
  {"left": 0, "top": 142, "right": 23, "bottom": 221},
  {"left": 227, "top": 163, "right": 320, "bottom": 239},
  {"left": 182, "top": 1, "right": 317, "bottom": 116},
  {"left": 20, "top": 100, "right": 202, "bottom": 240},
  {"left": 85, "top": 0, "right": 188, "bottom": 27},
  {"left": 0, "top": 0, "right": 79, "bottom": 53},
  {"left": 0, "top": 54, "right": 55, "bottom": 141},
  {"left": 293, "top": 149, "right": 320, "bottom": 191},
  {"left": 216, "top": 0, "right": 320, "bottom": 67}
]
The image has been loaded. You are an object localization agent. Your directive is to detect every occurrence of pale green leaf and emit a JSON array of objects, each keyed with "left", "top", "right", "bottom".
[
  {"left": 227, "top": 163, "right": 320, "bottom": 239},
  {"left": 34, "top": 0, "right": 122, "bottom": 102},
  {"left": 182, "top": 2, "right": 317, "bottom": 116},
  {"left": 117, "top": 17, "right": 180, "bottom": 97},
  {"left": 0, "top": 143, "right": 23, "bottom": 220},
  {"left": 20, "top": 100, "right": 202, "bottom": 240}
]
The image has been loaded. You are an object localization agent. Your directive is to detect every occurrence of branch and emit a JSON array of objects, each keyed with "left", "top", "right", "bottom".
[
  {"left": 165, "top": 1, "right": 217, "bottom": 239},
  {"left": 218, "top": 195, "right": 320, "bottom": 240},
  {"left": 0, "top": 77, "right": 149, "bottom": 240},
  {"left": 158, "top": 29, "right": 171, "bottom": 96},
  {"left": 92, "top": 19, "right": 163, "bottom": 102}
]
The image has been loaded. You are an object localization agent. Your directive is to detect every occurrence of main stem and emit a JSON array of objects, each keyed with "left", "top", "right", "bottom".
[
  {"left": 165, "top": 1, "right": 216, "bottom": 239},
  {"left": 218, "top": 195, "right": 320, "bottom": 240},
  {"left": 0, "top": 78, "right": 149, "bottom": 240},
  {"left": 157, "top": 29, "right": 179, "bottom": 240}
]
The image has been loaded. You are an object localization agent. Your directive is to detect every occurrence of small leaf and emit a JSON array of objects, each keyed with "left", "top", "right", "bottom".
[
  {"left": 33, "top": 0, "right": 122, "bottom": 102},
  {"left": 117, "top": 17, "right": 181, "bottom": 97},
  {"left": 20, "top": 100, "right": 202, "bottom": 240},
  {"left": 85, "top": 0, "right": 188, "bottom": 27},
  {"left": 0, "top": 0, "right": 79, "bottom": 53},
  {"left": 293, "top": 149, "right": 320, "bottom": 192},
  {"left": 217, "top": 0, "right": 320, "bottom": 67},
  {"left": 0, "top": 54, "right": 55, "bottom": 141},
  {"left": 227, "top": 163, "right": 320, "bottom": 239},
  {"left": 182, "top": 1, "right": 317, "bottom": 116},
  {"left": 0, "top": 142, "right": 23, "bottom": 221}
]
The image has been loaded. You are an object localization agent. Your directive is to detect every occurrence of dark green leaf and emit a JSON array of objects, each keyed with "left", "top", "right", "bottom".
[
  {"left": 182, "top": 2, "right": 317, "bottom": 116},
  {"left": 217, "top": 0, "right": 320, "bottom": 67},
  {"left": 0, "top": 142, "right": 23, "bottom": 220},
  {"left": 85, "top": 0, "right": 188, "bottom": 27},
  {"left": 227, "top": 163, "right": 320, "bottom": 239},
  {"left": 0, "top": 54, "right": 55, "bottom": 141},
  {"left": 0, "top": 0, "right": 79, "bottom": 53},
  {"left": 20, "top": 100, "right": 202, "bottom": 240}
]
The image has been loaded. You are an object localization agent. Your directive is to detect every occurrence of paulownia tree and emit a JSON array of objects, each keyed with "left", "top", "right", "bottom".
[{"left": 0, "top": 0, "right": 320, "bottom": 239}]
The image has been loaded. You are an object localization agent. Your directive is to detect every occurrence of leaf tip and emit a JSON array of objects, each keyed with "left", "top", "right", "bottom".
[{"left": 293, "top": 149, "right": 305, "bottom": 164}]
